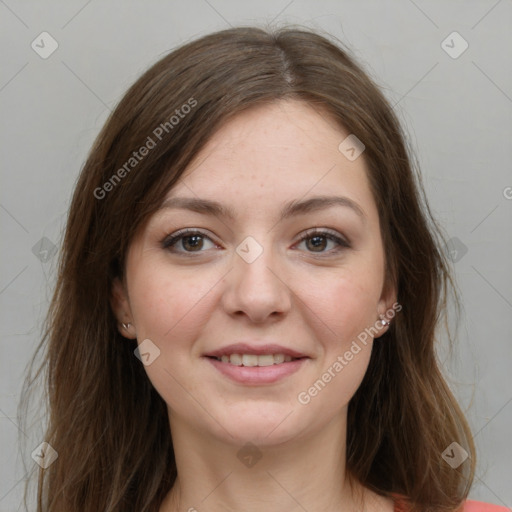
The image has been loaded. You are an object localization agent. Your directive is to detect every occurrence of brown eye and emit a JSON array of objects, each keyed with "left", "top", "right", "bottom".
[
  {"left": 180, "top": 234, "right": 204, "bottom": 251},
  {"left": 296, "top": 229, "right": 350, "bottom": 255},
  {"left": 305, "top": 235, "right": 328, "bottom": 252},
  {"left": 162, "top": 230, "right": 216, "bottom": 254}
]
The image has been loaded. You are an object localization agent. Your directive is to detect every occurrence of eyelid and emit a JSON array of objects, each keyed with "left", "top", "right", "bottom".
[
  {"left": 161, "top": 227, "right": 351, "bottom": 255},
  {"left": 298, "top": 227, "right": 350, "bottom": 247},
  {"left": 161, "top": 228, "right": 218, "bottom": 251}
]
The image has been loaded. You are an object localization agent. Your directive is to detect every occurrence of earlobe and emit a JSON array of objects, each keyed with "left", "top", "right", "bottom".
[
  {"left": 110, "top": 277, "right": 136, "bottom": 339},
  {"left": 375, "top": 278, "right": 398, "bottom": 339}
]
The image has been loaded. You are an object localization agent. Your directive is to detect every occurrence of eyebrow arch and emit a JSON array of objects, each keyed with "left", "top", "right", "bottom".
[{"left": 158, "top": 195, "right": 366, "bottom": 223}]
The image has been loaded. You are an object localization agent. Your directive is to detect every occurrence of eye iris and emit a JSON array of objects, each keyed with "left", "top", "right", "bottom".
[
  {"left": 166, "top": 231, "right": 341, "bottom": 254},
  {"left": 182, "top": 235, "right": 203, "bottom": 251},
  {"left": 307, "top": 235, "right": 327, "bottom": 252}
]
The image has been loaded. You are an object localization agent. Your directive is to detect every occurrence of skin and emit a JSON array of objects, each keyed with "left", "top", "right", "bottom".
[{"left": 111, "top": 100, "right": 397, "bottom": 512}]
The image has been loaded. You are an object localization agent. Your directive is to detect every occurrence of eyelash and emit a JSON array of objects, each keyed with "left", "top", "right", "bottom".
[{"left": 161, "top": 228, "right": 350, "bottom": 256}]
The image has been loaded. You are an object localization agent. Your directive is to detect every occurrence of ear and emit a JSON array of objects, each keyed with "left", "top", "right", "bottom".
[
  {"left": 374, "top": 275, "right": 399, "bottom": 339},
  {"left": 110, "top": 277, "right": 136, "bottom": 339}
]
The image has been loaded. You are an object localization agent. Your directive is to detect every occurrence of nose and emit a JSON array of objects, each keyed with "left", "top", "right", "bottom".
[{"left": 220, "top": 239, "right": 292, "bottom": 324}]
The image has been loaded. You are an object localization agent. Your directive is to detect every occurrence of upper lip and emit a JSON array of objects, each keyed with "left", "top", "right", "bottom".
[{"left": 204, "top": 343, "right": 309, "bottom": 358}]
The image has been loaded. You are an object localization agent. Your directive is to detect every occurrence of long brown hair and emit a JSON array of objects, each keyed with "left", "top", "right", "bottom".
[{"left": 20, "top": 25, "right": 475, "bottom": 511}]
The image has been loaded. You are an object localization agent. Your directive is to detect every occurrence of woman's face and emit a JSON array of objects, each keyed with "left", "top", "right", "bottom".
[{"left": 112, "top": 100, "right": 395, "bottom": 446}]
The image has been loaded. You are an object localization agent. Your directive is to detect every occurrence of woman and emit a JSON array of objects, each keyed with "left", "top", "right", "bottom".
[{"left": 21, "top": 26, "right": 507, "bottom": 512}]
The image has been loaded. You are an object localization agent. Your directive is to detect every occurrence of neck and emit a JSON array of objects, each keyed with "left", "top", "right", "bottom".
[{"left": 160, "top": 410, "right": 372, "bottom": 512}]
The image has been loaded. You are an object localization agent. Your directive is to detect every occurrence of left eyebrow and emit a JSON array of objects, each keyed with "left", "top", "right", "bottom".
[{"left": 158, "top": 195, "right": 367, "bottom": 223}]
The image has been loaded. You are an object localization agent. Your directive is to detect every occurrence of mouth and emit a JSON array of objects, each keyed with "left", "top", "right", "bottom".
[
  {"left": 207, "top": 353, "right": 306, "bottom": 366},
  {"left": 203, "top": 343, "right": 310, "bottom": 385}
]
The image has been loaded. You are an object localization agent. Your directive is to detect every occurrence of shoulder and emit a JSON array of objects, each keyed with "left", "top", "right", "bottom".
[{"left": 462, "top": 500, "right": 510, "bottom": 512}]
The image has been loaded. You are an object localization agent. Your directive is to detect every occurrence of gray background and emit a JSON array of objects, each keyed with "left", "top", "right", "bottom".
[{"left": 1, "top": 0, "right": 511, "bottom": 510}]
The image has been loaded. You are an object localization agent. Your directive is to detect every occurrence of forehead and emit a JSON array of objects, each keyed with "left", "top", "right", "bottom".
[
  {"left": 160, "top": 100, "right": 377, "bottom": 224},
  {"left": 185, "top": 100, "right": 349, "bottom": 169}
]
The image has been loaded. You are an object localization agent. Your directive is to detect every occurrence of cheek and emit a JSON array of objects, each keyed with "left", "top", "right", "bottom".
[
  {"left": 297, "top": 322, "right": 373, "bottom": 420},
  {"left": 301, "top": 266, "right": 383, "bottom": 343},
  {"left": 127, "top": 267, "right": 216, "bottom": 410},
  {"left": 129, "top": 263, "right": 218, "bottom": 344},
  {"left": 126, "top": 260, "right": 228, "bottom": 389},
  {"left": 291, "top": 270, "right": 379, "bottom": 411},
  {"left": 313, "top": 345, "right": 373, "bottom": 416}
]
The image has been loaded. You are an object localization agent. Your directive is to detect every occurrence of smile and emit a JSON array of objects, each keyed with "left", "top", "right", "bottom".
[
  {"left": 205, "top": 355, "right": 308, "bottom": 385},
  {"left": 211, "top": 354, "right": 300, "bottom": 366}
]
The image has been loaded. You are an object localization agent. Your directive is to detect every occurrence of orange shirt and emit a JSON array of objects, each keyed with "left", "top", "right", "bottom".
[{"left": 461, "top": 502, "right": 511, "bottom": 512}]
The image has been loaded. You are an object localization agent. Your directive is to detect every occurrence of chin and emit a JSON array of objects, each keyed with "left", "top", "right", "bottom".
[{"left": 211, "top": 401, "right": 308, "bottom": 447}]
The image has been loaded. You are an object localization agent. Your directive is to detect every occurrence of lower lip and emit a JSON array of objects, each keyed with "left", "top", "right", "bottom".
[{"left": 205, "top": 357, "right": 308, "bottom": 384}]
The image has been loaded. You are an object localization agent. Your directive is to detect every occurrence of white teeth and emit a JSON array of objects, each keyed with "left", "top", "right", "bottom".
[
  {"left": 230, "top": 354, "right": 243, "bottom": 366},
  {"left": 273, "top": 354, "right": 285, "bottom": 364},
  {"left": 242, "top": 354, "right": 258, "bottom": 367},
  {"left": 257, "top": 354, "right": 275, "bottom": 366},
  {"left": 215, "top": 353, "right": 299, "bottom": 366}
]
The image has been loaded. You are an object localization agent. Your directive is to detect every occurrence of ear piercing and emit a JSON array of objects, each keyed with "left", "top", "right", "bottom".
[
  {"left": 122, "top": 322, "right": 132, "bottom": 330},
  {"left": 379, "top": 317, "right": 390, "bottom": 327}
]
